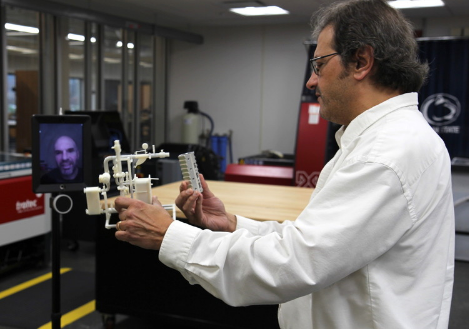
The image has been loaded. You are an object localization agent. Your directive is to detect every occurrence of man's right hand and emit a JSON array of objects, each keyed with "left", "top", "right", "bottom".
[{"left": 175, "top": 174, "right": 236, "bottom": 232}]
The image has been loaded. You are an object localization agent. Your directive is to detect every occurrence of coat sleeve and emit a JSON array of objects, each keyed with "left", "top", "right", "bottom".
[
  {"left": 159, "top": 160, "right": 414, "bottom": 306},
  {"left": 235, "top": 214, "right": 296, "bottom": 236}
]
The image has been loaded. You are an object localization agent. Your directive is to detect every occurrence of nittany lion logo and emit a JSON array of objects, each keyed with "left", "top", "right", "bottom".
[{"left": 421, "top": 93, "right": 461, "bottom": 126}]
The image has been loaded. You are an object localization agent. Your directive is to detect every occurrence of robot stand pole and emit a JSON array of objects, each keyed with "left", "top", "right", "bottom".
[
  {"left": 50, "top": 194, "right": 62, "bottom": 329},
  {"left": 49, "top": 193, "right": 73, "bottom": 329}
]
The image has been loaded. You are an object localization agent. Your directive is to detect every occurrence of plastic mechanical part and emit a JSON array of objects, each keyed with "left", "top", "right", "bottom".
[
  {"left": 84, "top": 140, "right": 176, "bottom": 229},
  {"left": 178, "top": 152, "right": 203, "bottom": 193}
]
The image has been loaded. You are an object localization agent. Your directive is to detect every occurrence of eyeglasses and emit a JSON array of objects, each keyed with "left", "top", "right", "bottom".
[{"left": 309, "top": 52, "right": 339, "bottom": 76}]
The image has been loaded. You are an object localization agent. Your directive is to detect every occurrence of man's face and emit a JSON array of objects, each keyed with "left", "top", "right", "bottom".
[
  {"left": 306, "top": 25, "right": 354, "bottom": 125},
  {"left": 54, "top": 136, "right": 79, "bottom": 179}
]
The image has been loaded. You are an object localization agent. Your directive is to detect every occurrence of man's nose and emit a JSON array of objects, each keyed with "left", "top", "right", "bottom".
[{"left": 306, "top": 72, "right": 318, "bottom": 90}]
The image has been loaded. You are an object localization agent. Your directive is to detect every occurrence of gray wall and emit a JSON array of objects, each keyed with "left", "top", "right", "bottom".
[{"left": 168, "top": 24, "right": 310, "bottom": 163}]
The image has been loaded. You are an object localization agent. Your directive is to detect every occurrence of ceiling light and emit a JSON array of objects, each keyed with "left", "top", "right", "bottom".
[
  {"left": 388, "top": 0, "right": 444, "bottom": 9},
  {"left": 69, "top": 54, "right": 84, "bottom": 60},
  {"left": 230, "top": 6, "right": 289, "bottom": 16},
  {"left": 7, "top": 45, "right": 37, "bottom": 54},
  {"left": 116, "top": 41, "right": 135, "bottom": 49},
  {"left": 139, "top": 61, "right": 153, "bottom": 68},
  {"left": 104, "top": 57, "right": 121, "bottom": 64},
  {"left": 5, "top": 23, "right": 39, "bottom": 34},
  {"left": 67, "top": 33, "right": 85, "bottom": 42},
  {"left": 66, "top": 34, "right": 96, "bottom": 43}
]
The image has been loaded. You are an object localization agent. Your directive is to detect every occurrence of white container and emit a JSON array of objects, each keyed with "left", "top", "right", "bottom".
[{"left": 182, "top": 112, "right": 201, "bottom": 144}]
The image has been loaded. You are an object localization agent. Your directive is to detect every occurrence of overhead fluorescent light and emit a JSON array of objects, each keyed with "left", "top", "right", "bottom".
[
  {"left": 5, "top": 23, "right": 39, "bottom": 34},
  {"left": 230, "top": 5, "right": 289, "bottom": 16},
  {"left": 67, "top": 34, "right": 97, "bottom": 43},
  {"left": 388, "top": 0, "right": 444, "bottom": 9},
  {"left": 67, "top": 33, "right": 85, "bottom": 42}
]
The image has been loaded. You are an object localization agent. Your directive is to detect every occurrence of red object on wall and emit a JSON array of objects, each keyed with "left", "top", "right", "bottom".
[
  {"left": 294, "top": 102, "right": 330, "bottom": 188},
  {"left": 224, "top": 164, "right": 293, "bottom": 186},
  {"left": 1, "top": 175, "right": 45, "bottom": 225}
]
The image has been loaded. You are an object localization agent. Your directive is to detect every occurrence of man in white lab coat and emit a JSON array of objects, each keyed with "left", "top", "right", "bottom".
[{"left": 114, "top": 0, "right": 455, "bottom": 328}]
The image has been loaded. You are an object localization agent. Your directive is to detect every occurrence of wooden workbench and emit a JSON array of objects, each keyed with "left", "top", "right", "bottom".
[{"left": 113, "top": 180, "right": 313, "bottom": 222}]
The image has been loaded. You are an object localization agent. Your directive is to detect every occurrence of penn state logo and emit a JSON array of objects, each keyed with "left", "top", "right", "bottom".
[{"left": 421, "top": 93, "right": 461, "bottom": 126}]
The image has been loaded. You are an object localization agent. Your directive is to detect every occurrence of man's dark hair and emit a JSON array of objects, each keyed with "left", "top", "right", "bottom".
[{"left": 311, "top": 0, "right": 428, "bottom": 93}]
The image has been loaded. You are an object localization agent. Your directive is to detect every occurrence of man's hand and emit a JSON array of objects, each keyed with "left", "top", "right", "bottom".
[
  {"left": 114, "top": 196, "right": 174, "bottom": 250},
  {"left": 175, "top": 174, "right": 236, "bottom": 232}
]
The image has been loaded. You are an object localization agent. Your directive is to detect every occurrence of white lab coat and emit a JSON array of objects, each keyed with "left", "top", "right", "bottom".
[{"left": 160, "top": 93, "right": 455, "bottom": 329}]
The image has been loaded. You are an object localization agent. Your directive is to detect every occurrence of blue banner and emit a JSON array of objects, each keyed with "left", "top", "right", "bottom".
[{"left": 418, "top": 38, "right": 469, "bottom": 159}]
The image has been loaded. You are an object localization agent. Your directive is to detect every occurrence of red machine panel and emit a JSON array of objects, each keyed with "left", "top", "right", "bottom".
[
  {"left": 294, "top": 102, "right": 329, "bottom": 188},
  {"left": 1, "top": 175, "right": 45, "bottom": 225},
  {"left": 225, "top": 164, "right": 293, "bottom": 186}
]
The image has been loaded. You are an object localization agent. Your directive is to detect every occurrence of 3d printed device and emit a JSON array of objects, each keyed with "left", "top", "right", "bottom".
[
  {"left": 84, "top": 140, "right": 175, "bottom": 229},
  {"left": 178, "top": 152, "right": 203, "bottom": 193}
]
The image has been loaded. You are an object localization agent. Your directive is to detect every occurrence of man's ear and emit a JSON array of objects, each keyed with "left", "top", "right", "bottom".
[{"left": 353, "top": 45, "right": 374, "bottom": 81}]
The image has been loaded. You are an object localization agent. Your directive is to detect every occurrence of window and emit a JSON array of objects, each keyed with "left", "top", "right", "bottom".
[
  {"left": 69, "top": 78, "right": 83, "bottom": 111},
  {"left": 66, "top": 18, "right": 86, "bottom": 111},
  {"left": 6, "top": 6, "right": 40, "bottom": 153}
]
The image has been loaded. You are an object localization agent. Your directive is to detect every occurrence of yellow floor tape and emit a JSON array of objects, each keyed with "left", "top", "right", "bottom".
[
  {"left": 0, "top": 268, "right": 96, "bottom": 329},
  {"left": 0, "top": 268, "right": 71, "bottom": 300},
  {"left": 38, "top": 300, "right": 96, "bottom": 329}
]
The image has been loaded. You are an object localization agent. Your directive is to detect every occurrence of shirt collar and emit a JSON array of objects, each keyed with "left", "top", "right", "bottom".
[{"left": 335, "top": 93, "right": 419, "bottom": 149}]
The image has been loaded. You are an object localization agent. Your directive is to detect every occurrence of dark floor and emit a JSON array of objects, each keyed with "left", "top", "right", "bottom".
[
  {"left": 0, "top": 238, "right": 468, "bottom": 329},
  {"left": 0, "top": 238, "right": 229, "bottom": 329}
]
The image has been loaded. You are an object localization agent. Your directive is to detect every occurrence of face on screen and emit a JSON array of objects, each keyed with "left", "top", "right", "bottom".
[
  {"left": 54, "top": 135, "right": 80, "bottom": 180},
  {"left": 32, "top": 115, "right": 91, "bottom": 193}
]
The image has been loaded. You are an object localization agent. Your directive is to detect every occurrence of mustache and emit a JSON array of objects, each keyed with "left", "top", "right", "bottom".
[{"left": 315, "top": 87, "right": 321, "bottom": 98}]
